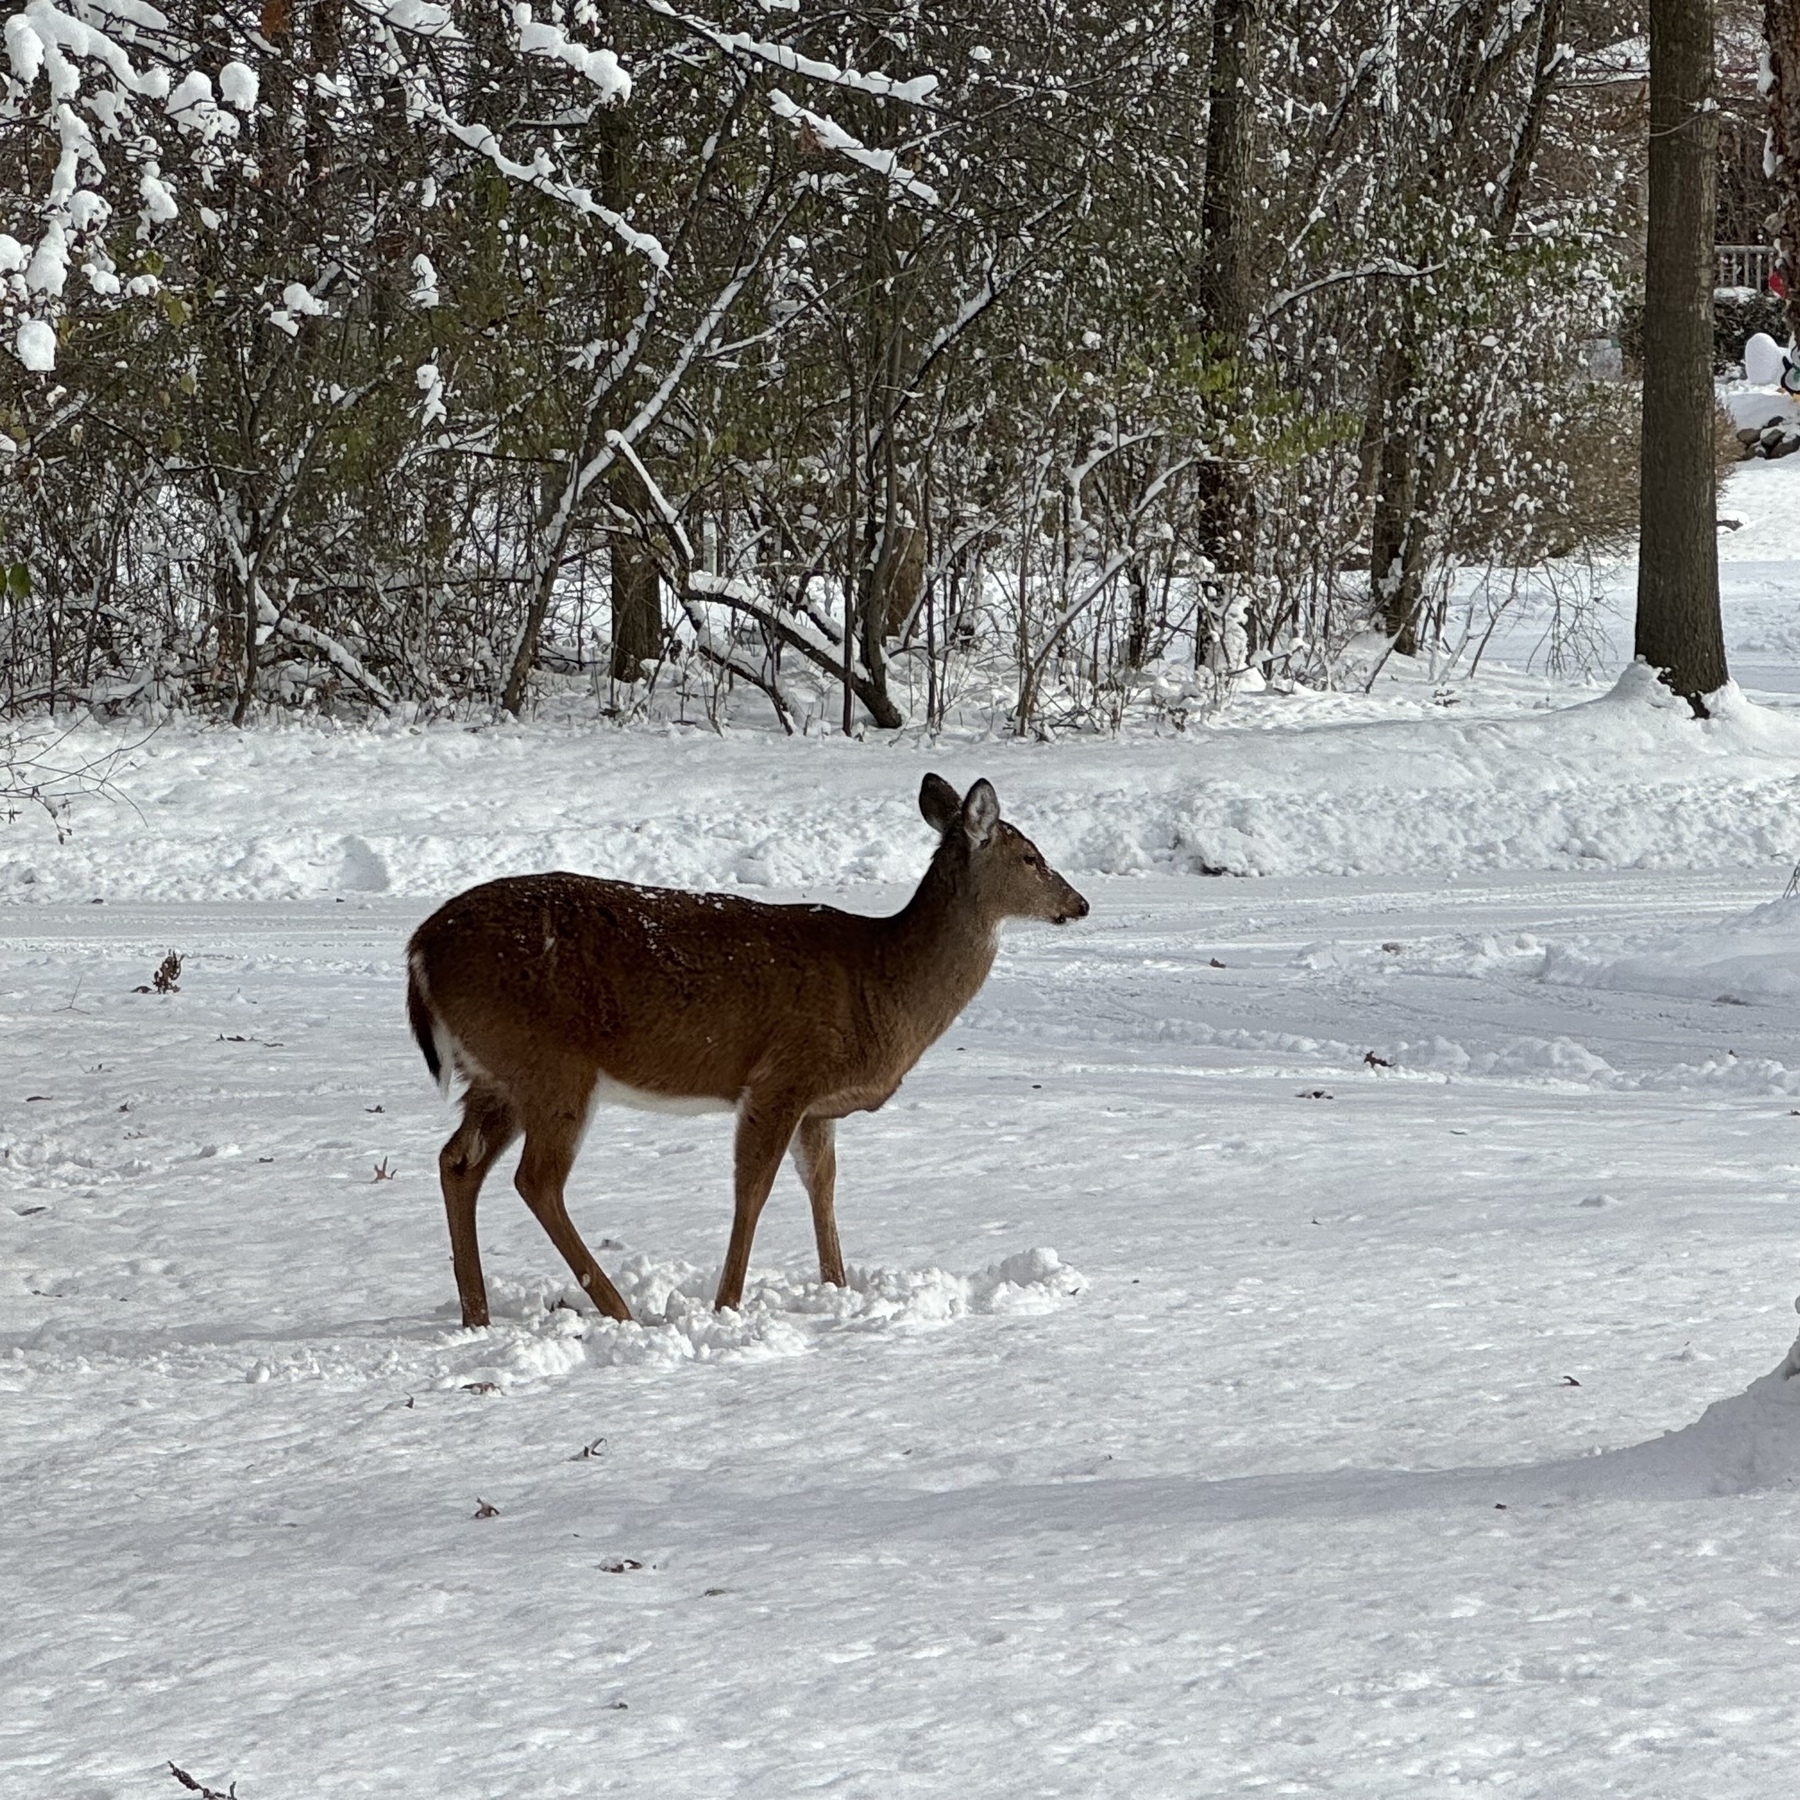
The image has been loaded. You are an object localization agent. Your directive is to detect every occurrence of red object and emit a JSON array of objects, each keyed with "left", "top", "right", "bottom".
[{"left": 1772, "top": 268, "right": 1789, "bottom": 299}]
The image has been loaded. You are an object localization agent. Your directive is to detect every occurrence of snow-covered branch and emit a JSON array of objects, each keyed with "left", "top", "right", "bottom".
[
  {"left": 412, "top": 98, "right": 667, "bottom": 266},
  {"left": 767, "top": 91, "right": 939, "bottom": 204},
  {"left": 256, "top": 594, "right": 396, "bottom": 711},
  {"left": 640, "top": 1, "right": 938, "bottom": 105},
  {"left": 1253, "top": 260, "right": 1442, "bottom": 333}
]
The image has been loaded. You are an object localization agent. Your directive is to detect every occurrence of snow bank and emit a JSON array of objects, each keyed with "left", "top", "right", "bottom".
[
  {"left": 1620, "top": 1308, "right": 1800, "bottom": 1492},
  {"left": 1327, "top": 896, "right": 1800, "bottom": 1016},
  {"left": 7, "top": 664, "right": 1800, "bottom": 903}
]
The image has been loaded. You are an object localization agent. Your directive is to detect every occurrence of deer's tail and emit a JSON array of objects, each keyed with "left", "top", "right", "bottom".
[{"left": 406, "top": 951, "right": 451, "bottom": 1097}]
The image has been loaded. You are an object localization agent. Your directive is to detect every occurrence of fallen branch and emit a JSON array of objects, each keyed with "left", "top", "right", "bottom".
[{"left": 682, "top": 573, "right": 898, "bottom": 727}]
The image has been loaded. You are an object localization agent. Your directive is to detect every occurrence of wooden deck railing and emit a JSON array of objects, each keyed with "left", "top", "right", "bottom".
[{"left": 1716, "top": 244, "right": 1776, "bottom": 290}]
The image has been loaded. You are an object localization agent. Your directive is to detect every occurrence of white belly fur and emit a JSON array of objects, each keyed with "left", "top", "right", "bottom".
[{"left": 587, "top": 1072, "right": 737, "bottom": 1118}]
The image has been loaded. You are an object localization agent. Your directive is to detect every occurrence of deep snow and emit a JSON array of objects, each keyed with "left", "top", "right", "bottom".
[{"left": 4, "top": 449, "right": 1800, "bottom": 1798}]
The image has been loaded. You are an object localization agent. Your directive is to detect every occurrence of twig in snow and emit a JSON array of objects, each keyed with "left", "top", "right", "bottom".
[{"left": 167, "top": 1763, "right": 238, "bottom": 1800}]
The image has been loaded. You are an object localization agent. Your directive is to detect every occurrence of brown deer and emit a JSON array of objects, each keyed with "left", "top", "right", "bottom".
[{"left": 405, "top": 774, "right": 1088, "bottom": 1326}]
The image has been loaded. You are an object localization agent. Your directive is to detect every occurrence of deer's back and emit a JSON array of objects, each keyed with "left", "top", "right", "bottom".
[{"left": 409, "top": 872, "right": 890, "bottom": 1105}]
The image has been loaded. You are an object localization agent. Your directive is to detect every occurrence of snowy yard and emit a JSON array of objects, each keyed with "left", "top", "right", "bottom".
[{"left": 5, "top": 461, "right": 1800, "bottom": 1796}]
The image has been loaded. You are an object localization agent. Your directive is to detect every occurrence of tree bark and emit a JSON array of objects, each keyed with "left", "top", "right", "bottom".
[
  {"left": 1636, "top": 0, "right": 1728, "bottom": 710},
  {"left": 1769, "top": 0, "right": 1800, "bottom": 338},
  {"left": 608, "top": 539, "right": 662, "bottom": 680}
]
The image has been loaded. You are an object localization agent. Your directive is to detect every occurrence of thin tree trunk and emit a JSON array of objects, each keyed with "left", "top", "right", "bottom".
[
  {"left": 853, "top": 210, "right": 905, "bottom": 729},
  {"left": 1636, "top": 0, "right": 1727, "bottom": 709},
  {"left": 229, "top": 491, "right": 262, "bottom": 728},
  {"left": 1494, "top": 0, "right": 1567, "bottom": 239},
  {"left": 1196, "top": 0, "right": 1261, "bottom": 344},
  {"left": 842, "top": 386, "right": 858, "bottom": 737},
  {"left": 1363, "top": 0, "right": 1562, "bottom": 657},
  {"left": 597, "top": 16, "right": 655, "bottom": 687},
  {"left": 1195, "top": 0, "right": 1262, "bottom": 645},
  {"left": 1125, "top": 562, "right": 1150, "bottom": 669},
  {"left": 1368, "top": 346, "right": 1423, "bottom": 652}
]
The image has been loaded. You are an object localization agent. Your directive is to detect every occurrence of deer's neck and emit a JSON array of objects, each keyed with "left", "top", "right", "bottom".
[{"left": 882, "top": 854, "right": 999, "bottom": 1040}]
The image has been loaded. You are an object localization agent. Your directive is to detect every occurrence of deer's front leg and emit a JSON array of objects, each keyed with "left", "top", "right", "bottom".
[
  {"left": 716, "top": 1091, "right": 804, "bottom": 1312},
  {"left": 791, "top": 1114, "right": 845, "bottom": 1288}
]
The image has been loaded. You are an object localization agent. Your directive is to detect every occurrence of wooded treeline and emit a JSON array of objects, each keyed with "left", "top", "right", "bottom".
[{"left": 0, "top": 0, "right": 1755, "bottom": 729}]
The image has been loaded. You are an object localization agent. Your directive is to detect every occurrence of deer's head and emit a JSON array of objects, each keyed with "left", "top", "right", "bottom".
[{"left": 920, "top": 774, "right": 1090, "bottom": 926}]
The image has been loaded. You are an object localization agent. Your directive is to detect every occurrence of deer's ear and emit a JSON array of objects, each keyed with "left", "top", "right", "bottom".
[
  {"left": 962, "top": 779, "right": 999, "bottom": 846},
  {"left": 920, "top": 773, "right": 962, "bottom": 835}
]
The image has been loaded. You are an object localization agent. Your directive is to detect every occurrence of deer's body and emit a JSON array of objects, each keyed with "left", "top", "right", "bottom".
[{"left": 406, "top": 775, "right": 1087, "bottom": 1326}]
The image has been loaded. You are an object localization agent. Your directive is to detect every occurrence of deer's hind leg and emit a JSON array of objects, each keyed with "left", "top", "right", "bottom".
[
  {"left": 440, "top": 1081, "right": 520, "bottom": 1329},
  {"left": 512, "top": 1093, "right": 632, "bottom": 1324},
  {"left": 791, "top": 1115, "right": 845, "bottom": 1289}
]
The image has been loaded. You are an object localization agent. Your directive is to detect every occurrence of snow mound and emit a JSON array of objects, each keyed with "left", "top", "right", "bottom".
[
  {"left": 446, "top": 1247, "right": 1086, "bottom": 1383},
  {"left": 1539, "top": 895, "right": 1800, "bottom": 1009},
  {"left": 1320, "top": 905, "right": 1800, "bottom": 1014},
  {"left": 1629, "top": 1320, "right": 1800, "bottom": 1493},
  {"left": 1372, "top": 1031, "right": 1800, "bottom": 1096},
  {"left": 1552, "top": 1304, "right": 1800, "bottom": 1499},
  {"left": 1741, "top": 332, "right": 1793, "bottom": 389}
]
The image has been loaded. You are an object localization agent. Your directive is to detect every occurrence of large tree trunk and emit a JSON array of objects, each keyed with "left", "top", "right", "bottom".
[
  {"left": 1635, "top": 0, "right": 1728, "bottom": 710},
  {"left": 608, "top": 540, "right": 662, "bottom": 681},
  {"left": 878, "top": 524, "right": 927, "bottom": 640},
  {"left": 1769, "top": 0, "right": 1800, "bottom": 338}
]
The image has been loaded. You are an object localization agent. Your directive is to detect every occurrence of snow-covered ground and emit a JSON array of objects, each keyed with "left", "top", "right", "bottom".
[{"left": 5, "top": 447, "right": 1800, "bottom": 1797}]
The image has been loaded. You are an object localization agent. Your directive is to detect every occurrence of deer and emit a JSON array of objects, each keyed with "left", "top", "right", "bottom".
[{"left": 405, "top": 773, "right": 1089, "bottom": 1327}]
